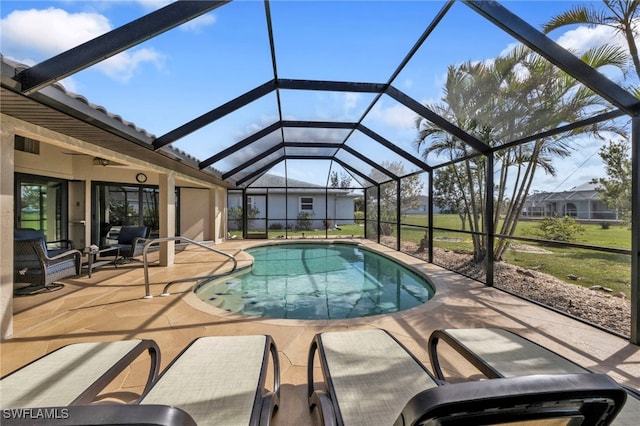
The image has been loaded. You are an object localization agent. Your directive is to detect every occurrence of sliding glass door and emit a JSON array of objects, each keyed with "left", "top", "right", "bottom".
[
  {"left": 15, "top": 173, "right": 68, "bottom": 242},
  {"left": 92, "top": 182, "right": 178, "bottom": 246}
]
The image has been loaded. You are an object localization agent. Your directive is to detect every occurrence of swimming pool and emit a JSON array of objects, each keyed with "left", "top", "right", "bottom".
[{"left": 195, "top": 243, "right": 434, "bottom": 320}]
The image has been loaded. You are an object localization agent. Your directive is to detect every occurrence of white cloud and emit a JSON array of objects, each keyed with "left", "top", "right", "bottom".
[
  {"left": 555, "top": 25, "right": 623, "bottom": 54},
  {"left": 98, "top": 48, "right": 165, "bottom": 83},
  {"left": 180, "top": 14, "right": 217, "bottom": 32},
  {"left": 133, "top": 0, "right": 216, "bottom": 32},
  {"left": 1, "top": 8, "right": 111, "bottom": 60},
  {"left": 1, "top": 7, "right": 164, "bottom": 83},
  {"left": 135, "top": 1, "right": 173, "bottom": 12},
  {"left": 342, "top": 92, "right": 360, "bottom": 114},
  {"left": 369, "top": 101, "right": 416, "bottom": 130}
]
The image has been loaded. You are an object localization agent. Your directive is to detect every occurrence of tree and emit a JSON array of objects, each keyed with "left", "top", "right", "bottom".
[
  {"left": 20, "top": 185, "right": 43, "bottom": 210},
  {"left": 367, "top": 161, "right": 425, "bottom": 235},
  {"left": 543, "top": 0, "right": 640, "bottom": 81},
  {"left": 544, "top": 1, "right": 637, "bottom": 223},
  {"left": 416, "top": 45, "right": 626, "bottom": 261},
  {"left": 108, "top": 201, "right": 138, "bottom": 226},
  {"left": 329, "top": 171, "right": 352, "bottom": 189},
  {"left": 227, "top": 205, "right": 260, "bottom": 231},
  {"left": 432, "top": 164, "right": 468, "bottom": 230},
  {"left": 593, "top": 139, "right": 632, "bottom": 222}
]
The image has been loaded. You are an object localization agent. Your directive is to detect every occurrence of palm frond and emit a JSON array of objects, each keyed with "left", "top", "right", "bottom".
[
  {"left": 580, "top": 44, "right": 630, "bottom": 71},
  {"left": 543, "top": 6, "right": 610, "bottom": 33}
]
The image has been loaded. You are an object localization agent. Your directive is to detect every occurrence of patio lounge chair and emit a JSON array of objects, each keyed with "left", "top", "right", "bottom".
[
  {"left": 139, "top": 335, "right": 280, "bottom": 426},
  {"left": 308, "top": 329, "right": 628, "bottom": 426},
  {"left": 428, "top": 328, "right": 640, "bottom": 426},
  {"left": 395, "top": 372, "right": 626, "bottom": 426},
  {"left": 14, "top": 236, "right": 82, "bottom": 291},
  {"left": 307, "top": 329, "right": 441, "bottom": 426},
  {"left": 0, "top": 339, "right": 160, "bottom": 408}
]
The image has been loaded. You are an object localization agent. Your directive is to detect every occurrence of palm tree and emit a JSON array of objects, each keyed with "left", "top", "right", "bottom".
[
  {"left": 415, "top": 45, "right": 627, "bottom": 262},
  {"left": 543, "top": 0, "right": 640, "bottom": 81}
]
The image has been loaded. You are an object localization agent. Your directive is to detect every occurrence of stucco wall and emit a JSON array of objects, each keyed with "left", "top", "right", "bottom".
[{"left": 180, "top": 188, "right": 210, "bottom": 241}]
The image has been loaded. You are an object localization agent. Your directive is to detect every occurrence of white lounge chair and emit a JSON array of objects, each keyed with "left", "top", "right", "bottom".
[
  {"left": 0, "top": 339, "right": 159, "bottom": 408},
  {"left": 307, "top": 329, "right": 438, "bottom": 426},
  {"left": 1, "top": 335, "right": 280, "bottom": 426},
  {"left": 139, "top": 334, "right": 280, "bottom": 426},
  {"left": 308, "top": 329, "right": 628, "bottom": 426},
  {"left": 428, "top": 328, "right": 640, "bottom": 426}
]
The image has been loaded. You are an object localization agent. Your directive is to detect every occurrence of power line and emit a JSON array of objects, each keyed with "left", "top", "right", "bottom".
[{"left": 549, "top": 146, "right": 600, "bottom": 193}]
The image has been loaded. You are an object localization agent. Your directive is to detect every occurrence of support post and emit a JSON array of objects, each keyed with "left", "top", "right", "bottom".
[
  {"left": 159, "top": 173, "right": 175, "bottom": 266},
  {"left": 485, "top": 153, "right": 494, "bottom": 286},
  {"left": 396, "top": 178, "right": 401, "bottom": 252},
  {"left": 0, "top": 123, "right": 15, "bottom": 339},
  {"left": 631, "top": 117, "right": 639, "bottom": 344},
  {"left": 428, "top": 170, "right": 434, "bottom": 263}
]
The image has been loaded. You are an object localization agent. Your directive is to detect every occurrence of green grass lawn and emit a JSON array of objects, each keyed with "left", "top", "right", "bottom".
[{"left": 405, "top": 214, "right": 632, "bottom": 296}]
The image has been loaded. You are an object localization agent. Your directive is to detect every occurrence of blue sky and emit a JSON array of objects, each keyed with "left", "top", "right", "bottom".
[{"left": 1, "top": 1, "right": 635, "bottom": 191}]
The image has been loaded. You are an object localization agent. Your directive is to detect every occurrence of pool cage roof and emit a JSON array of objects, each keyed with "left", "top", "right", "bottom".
[
  {"left": 1, "top": 1, "right": 639, "bottom": 341},
  {"left": 2, "top": 0, "right": 639, "bottom": 190}
]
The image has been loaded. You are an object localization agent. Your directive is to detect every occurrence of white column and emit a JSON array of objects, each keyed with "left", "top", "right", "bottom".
[
  {"left": 159, "top": 173, "right": 175, "bottom": 266},
  {"left": 0, "top": 120, "right": 15, "bottom": 339},
  {"left": 210, "top": 186, "right": 226, "bottom": 243}
]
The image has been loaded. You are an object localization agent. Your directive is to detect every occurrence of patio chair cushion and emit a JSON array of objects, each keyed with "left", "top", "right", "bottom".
[{"left": 112, "top": 225, "right": 149, "bottom": 257}]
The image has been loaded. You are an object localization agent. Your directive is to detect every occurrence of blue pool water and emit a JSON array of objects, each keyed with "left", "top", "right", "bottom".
[{"left": 195, "top": 243, "right": 434, "bottom": 320}]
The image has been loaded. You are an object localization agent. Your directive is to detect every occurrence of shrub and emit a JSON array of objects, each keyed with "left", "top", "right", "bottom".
[
  {"left": 228, "top": 206, "right": 243, "bottom": 231},
  {"left": 269, "top": 222, "right": 283, "bottom": 230},
  {"left": 354, "top": 211, "right": 364, "bottom": 225},
  {"left": 537, "top": 215, "right": 584, "bottom": 242},
  {"left": 295, "top": 212, "right": 312, "bottom": 231},
  {"left": 600, "top": 221, "right": 610, "bottom": 230}
]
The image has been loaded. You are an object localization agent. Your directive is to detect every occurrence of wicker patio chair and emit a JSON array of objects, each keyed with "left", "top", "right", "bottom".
[
  {"left": 110, "top": 225, "right": 149, "bottom": 259},
  {"left": 14, "top": 238, "right": 81, "bottom": 289}
]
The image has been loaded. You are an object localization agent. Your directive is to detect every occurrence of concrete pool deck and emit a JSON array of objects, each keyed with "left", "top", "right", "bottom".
[{"left": 2, "top": 239, "right": 639, "bottom": 425}]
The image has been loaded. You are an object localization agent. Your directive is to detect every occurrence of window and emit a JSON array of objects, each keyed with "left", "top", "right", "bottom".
[
  {"left": 247, "top": 196, "right": 255, "bottom": 209},
  {"left": 300, "top": 197, "right": 313, "bottom": 211}
]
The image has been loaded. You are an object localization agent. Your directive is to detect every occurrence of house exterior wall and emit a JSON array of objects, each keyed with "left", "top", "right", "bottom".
[
  {"left": 180, "top": 188, "right": 210, "bottom": 241},
  {"left": 3, "top": 113, "right": 228, "bottom": 338},
  {"left": 522, "top": 188, "right": 617, "bottom": 221},
  {"left": 228, "top": 191, "right": 355, "bottom": 231}
]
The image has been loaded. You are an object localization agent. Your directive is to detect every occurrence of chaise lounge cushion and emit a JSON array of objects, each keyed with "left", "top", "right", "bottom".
[
  {"left": 140, "top": 335, "right": 280, "bottom": 426},
  {"left": 308, "top": 329, "right": 438, "bottom": 426},
  {"left": 0, "top": 339, "right": 160, "bottom": 408}
]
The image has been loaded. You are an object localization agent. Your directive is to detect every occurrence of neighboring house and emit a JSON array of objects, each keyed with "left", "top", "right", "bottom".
[
  {"left": 404, "top": 195, "right": 428, "bottom": 215},
  {"left": 404, "top": 195, "right": 447, "bottom": 215},
  {"left": 521, "top": 182, "right": 618, "bottom": 221},
  {"left": 228, "top": 174, "right": 358, "bottom": 231}
]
